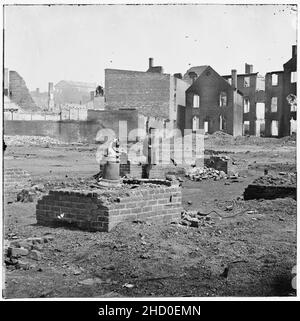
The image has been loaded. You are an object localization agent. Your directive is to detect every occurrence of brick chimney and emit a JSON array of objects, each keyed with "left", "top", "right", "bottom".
[
  {"left": 174, "top": 73, "right": 182, "bottom": 79},
  {"left": 292, "top": 45, "right": 297, "bottom": 58},
  {"left": 149, "top": 57, "right": 153, "bottom": 69},
  {"left": 245, "top": 63, "right": 253, "bottom": 74},
  {"left": 231, "top": 69, "right": 237, "bottom": 89},
  {"left": 48, "top": 82, "right": 54, "bottom": 111}
]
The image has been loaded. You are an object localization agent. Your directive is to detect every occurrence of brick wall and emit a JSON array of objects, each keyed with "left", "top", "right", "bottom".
[
  {"left": 4, "top": 168, "right": 31, "bottom": 202},
  {"left": 105, "top": 69, "right": 171, "bottom": 119},
  {"left": 204, "top": 156, "right": 228, "bottom": 173},
  {"left": 9, "top": 71, "right": 39, "bottom": 112},
  {"left": 4, "top": 109, "right": 139, "bottom": 144},
  {"left": 244, "top": 184, "right": 296, "bottom": 200},
  {"left": 36, "top": 184, "right": 182, "bottom": 232}
]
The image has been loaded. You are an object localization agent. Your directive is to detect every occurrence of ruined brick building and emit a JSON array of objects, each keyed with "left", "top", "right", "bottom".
[
  {"left": 222, "top": 45, "right": 297, "bottom": 137},
  {"left": 264, "top": 45, "right": 297, "bottom": 137},
  {"left": 222, "top": 64, "right": 265, "bottom": 136},
  {"left": 181, "top": 66, "right": 244, "bottom": 136},
  {"left": 104, "top": 58, "right": 189, "bottom": 131},
  {"left": 4, "top": 68, "right": 40, "bottom": 113}
]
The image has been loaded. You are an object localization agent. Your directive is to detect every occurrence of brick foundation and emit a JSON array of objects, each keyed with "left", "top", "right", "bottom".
[
  {"left": 36, "top": 182, "right": 182, "bottom": 232},
  {"left": 4, "top": 168, "right": 31, "bottom": 203}
]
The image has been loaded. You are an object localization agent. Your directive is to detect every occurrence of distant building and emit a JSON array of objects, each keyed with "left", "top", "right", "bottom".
[
  {"left": 54, "top": 80, "right": 97, "bottom": 105},
  {"left": 182, "top": 66, "right": 243, "bottom": 136},
  {"left": 30, "top": 88, "right": 48, "bottom": 110}
]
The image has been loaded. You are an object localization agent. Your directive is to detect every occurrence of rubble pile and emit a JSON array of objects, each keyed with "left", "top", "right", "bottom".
[
  {"left": 206, "top": 131, "right": 296, "bottom": 147},
  {"left": 185, "top": 167, "right": 227, "bottom": 181},
  {"left": 5, "top": 135, "right": 66, "bottom": 147},
  {"left": 4, "top": 235, "right": 54, "bottom": 270},
  {"left": 253, "top": 172, "right": 296, "bottom": 187},
  {"left": 179, "top": 210, "right": 215, "bottom": 228}
]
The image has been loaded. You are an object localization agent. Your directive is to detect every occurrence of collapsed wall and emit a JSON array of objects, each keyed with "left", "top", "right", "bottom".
[
  {"left": 36, "top": 181, "right": 182, "bottom": 232},
  {"left": 9, "top": 71, "right": 39, "bottom": 112}
]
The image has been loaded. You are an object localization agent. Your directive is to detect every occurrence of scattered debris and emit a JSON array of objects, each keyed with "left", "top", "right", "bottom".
[{"left": 185, "top": 167, "right": 228, "bottom": 181}]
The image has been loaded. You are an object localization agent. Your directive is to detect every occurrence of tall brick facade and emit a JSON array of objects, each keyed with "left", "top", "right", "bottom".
[
  {"left": 104, "top": 68, "right": 189, "bottom": 129},
  {"left": 105, "top": 69, "right": 171, "bottom": 119}
]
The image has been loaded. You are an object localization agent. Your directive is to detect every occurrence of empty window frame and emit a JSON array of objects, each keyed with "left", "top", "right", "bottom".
[
  {"left": 244, "top": 97, "right": 250, "bottom": 113},
  {"left": 271, "top": 120, "right": 279, "bottom": 136},
  {"left": 193, "top": 94, "right": 200, "bottom": 108},
  {"left": 256, "top": 103, "right": 265, "bottom": 120},
  {"left": 290, "top": 119, "right": 297, "bottom": 135},
  {"left": 291, "top": 71, "right": 297, "bottom": 83},
  {"left": 272, "top": 74, "right": 278, "bottom": 86},
  {"left": 271, "top": 97, "right": 278, "bottom": 112},
  {"left": 243, "top": 121, "right": 250, "bottom": 136},
  {"left": 192, "top": 116, "right": 199, "bottom": 131},
  {"left": 255, "top": 120, "right": 265, "bottom": 137},
  {"left": 219, "top": 92, "right": 227, "bottom": 107},
  {"left": 204, "top": 121, "right": 209, "bottom": 134},
  {"left": 244, "top": 77, "right": 250, "bottom": 87}
]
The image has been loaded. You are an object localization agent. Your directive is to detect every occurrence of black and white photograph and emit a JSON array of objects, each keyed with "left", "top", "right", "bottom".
[{"left": 1, "top": 1, "right": 298, "bottom": 301}]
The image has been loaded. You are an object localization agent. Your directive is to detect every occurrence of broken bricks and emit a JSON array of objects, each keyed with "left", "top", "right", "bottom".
[
  {"left": 180, "top": 210, "right": 215, "bottom": 228},
  {"left": 4, "top": 235, "right": 54, "bottom": 267}
]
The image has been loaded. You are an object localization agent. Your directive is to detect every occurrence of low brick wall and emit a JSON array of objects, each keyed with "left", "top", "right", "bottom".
[
  {"left": 36, "top": 183, "right": 182, "bottom": 232},
  {"left": 4, "top": 168, "right": 31, "bottom": 203},
  {"left": 244, "top": 184, "right": 296, "bottom": 200}
]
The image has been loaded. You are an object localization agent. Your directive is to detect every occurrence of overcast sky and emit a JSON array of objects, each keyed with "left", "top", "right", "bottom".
[{"left": 4, "top": 4, "right": 297, "bottom": 92}]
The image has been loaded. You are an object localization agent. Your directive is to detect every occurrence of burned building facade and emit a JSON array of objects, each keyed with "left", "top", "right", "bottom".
[
  {"left": 223, "top": 64, "right": 265, "bottom": 136},
  {"left": 264, "top": 46, "right": 297, "bottom": 137},
  {"left": 221, "top": 45, "right": 297, "bottom": 137},
  {"left": 181, "top": 66, "right": 243, "bottom": 136}
]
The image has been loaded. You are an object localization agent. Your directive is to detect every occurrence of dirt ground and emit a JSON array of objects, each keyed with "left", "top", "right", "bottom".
[{"left": 2, "top": 135, "right": 297, "bottom": 298}]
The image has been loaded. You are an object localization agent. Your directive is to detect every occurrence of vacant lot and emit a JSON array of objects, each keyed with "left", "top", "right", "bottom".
[{"left": 3, "top": 134, "right": 297, "bottom": 298}]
